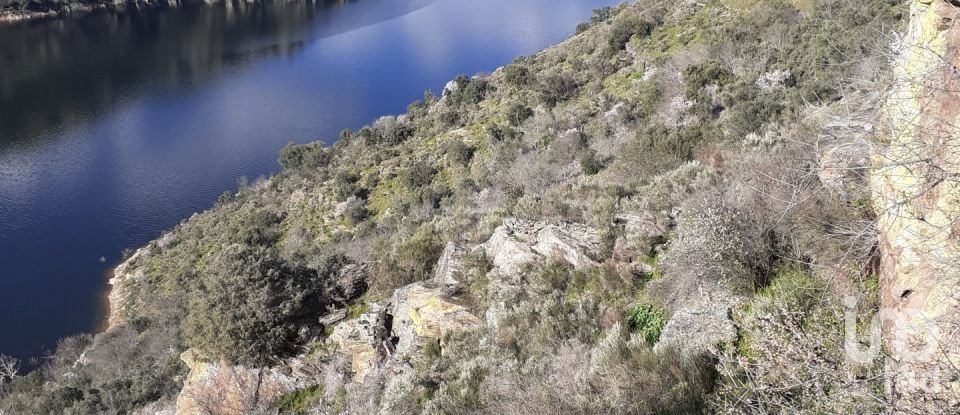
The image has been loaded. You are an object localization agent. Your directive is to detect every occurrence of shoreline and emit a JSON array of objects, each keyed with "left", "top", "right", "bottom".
[
  {"left": 94, "top": 260, "right": 121, "bottom": 334},
  {"left": 0, "top": 0, "right": 330, "bottom": 25},
  {"left": 95, "top": 246, "right": 146, "bottom": 334},
  {"left": 0, "top": 2, "right": 148, "bottom": 25}
]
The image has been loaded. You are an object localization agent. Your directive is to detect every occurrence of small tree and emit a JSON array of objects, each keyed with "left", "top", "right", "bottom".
[{"left": 0, "top": 354, "right": 19, "bottom": 381}]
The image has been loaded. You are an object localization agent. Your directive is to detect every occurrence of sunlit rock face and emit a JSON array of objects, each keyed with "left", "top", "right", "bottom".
[
  {"left": 481, "top": 218, "right": 604, "bottom": 275},
  {"left": 327, "top": 281, "right": 483, "bottom": 384},
  {"left": 877, "top": 0, "right": 960, "bottom": 411},
  {"left": 174, "top": 349, "right": 307, "bottom": 415}
]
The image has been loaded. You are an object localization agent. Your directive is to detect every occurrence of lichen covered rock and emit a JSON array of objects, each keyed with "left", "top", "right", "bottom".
[
  {"left": 174, "top": 349, "right": 306, "bottom": 415},
  {"left": 876, "top": 0, "right": 960, "bottom": 410},
  {"left": 329, "top": 281, "right": 482, "bottom": 384}
]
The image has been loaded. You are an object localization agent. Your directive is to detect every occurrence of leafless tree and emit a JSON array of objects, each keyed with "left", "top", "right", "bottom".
[{"left": 0, "top": 355, "right": 18, "bottom": 381}]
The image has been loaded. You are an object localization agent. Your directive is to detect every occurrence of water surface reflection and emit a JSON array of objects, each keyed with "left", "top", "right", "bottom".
[{"left": 0, "top": 0, "right": 618, "bottom": 362}]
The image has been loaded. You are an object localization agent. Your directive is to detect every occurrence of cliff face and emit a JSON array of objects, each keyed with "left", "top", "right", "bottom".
[{"left": 877, "top": 0, "right": 960, "bottom": 411}]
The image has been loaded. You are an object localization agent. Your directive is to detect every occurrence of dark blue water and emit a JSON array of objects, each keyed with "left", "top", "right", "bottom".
[{"left": 0, "top": 0, "right": 617, "bottom": 361}]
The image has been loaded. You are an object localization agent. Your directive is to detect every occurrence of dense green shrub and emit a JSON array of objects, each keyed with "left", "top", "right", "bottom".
[
  {"left": 439, "top": 108, "right": 461, "bottom": 127},
  {"left": 625, "top": 303, "right": 666, "bottom": 344},
  {"left": 279, "top": 385, "right": 325, "bottom": 414},
  {"left": 682, "top": 60, "right": 734, "bottom": 119},
  {"left": 506, "top": 103, "right": 533, "bottom": 126},
  {"left": 720, "top": 79, "right": 784, "bottom": 138},
  {"left": 361, "top": 118, "right": 415, "bottom": 146},
  {"left": 538, "top": 73, "right": 579, "bottom": 107},
  {"left": 279, "top": 142, "right": 329, "bottom": 170},
  {"left": 485, "top": 123, "right": 519, "bottom": 144},
  {"left": 578, "top": 148, "right": 603, "bottom": 175},
  {"left": 442, "top": 139, "right": 475, "bottom": 166},
  {"left": 401, "top": 163, "right": 436, "bottom": 189},
  {"left": 447, "top": 75, "right": 492, "bottom": 108},
  {"left": 628, "top": 124, "right": 708, "bottom": 176},
  {"left": 683, "top": 61, "right": 734, "bottom": 99},
  {"left": 183, "top": 247, "right": 349, "bottom": 365},
  {"left": 503, "top": 64, "right": 533, "bottom": 87},
  {"left": 608, "top": 16, "right": 655, "bottom": 51},
  {"left": 343, "top": 199, "right": 370, "bottom": 226},
  {"left": 333, "top": 170, "right": 361, "bottom": 201}
]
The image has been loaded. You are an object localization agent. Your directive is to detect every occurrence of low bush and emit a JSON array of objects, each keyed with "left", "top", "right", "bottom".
[
  {"left": 503, "top": 64, "right": 533, "bottom": 87},
  {"left": 506, "top": 103, "right": 534, "bottom": 126},
  {"left": 578, "top": 148, "right": 603, "bottom": 175},
  {"left": 711, "top": 267, "right": 884, "bottom": 413},
  {"left": 279, "top": 142, "right": 330, "bottom": 170},
  {"left": 333, "top": 170, "right": 361, "bottom": 201},
  {"left": 278, "top": 384, "right": 324, "bottom": 414},
  {"left": 625, "top": 303, "right": 666, "bottom": 344},
  {"left": 373, "top": 225, "right": 444, "bottom": 293},
  {"left": 627, "top": 124, "right": 708, "bottom": 176},
  {"left": 447, "top": 75, "right": 492, "bottom": 108},
  {"left": 538, "top": 73, "right": 579, "bottom": 108}
]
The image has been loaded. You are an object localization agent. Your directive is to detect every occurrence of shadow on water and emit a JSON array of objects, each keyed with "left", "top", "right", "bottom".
[{"left": 0, "top": 0, "right": 437, "bottom": 145}]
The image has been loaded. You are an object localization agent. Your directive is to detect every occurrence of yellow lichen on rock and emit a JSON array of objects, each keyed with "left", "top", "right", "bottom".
[
  {"left": 404, "top": 285, "right": 483, "bottom": 339},
  {"left": 876, "top": 0, "right": 960, "bottom": 411}
]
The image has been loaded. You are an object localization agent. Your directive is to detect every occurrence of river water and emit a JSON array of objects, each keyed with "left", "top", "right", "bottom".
[{"left": 0, "top": 0, "right": 617, "bottom": 361}]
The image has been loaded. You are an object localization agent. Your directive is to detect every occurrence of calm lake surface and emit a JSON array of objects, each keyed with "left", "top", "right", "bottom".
[{"left": 0, "top": 0, "right": 620, "bottom": 361}]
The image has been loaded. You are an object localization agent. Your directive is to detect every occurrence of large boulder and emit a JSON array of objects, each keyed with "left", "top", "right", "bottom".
[
  {"left": 326, "top": 263, "right": 370, "bottom": 305},
  {"left": 389, "top": 282, "right": 483, "bottom": 357},
  {"left": 655, "top": 281, "right": 741, "bottom": 354},
  {"left": 479, "top": 218, "right": 606, "bottom": 329},
  {"left": 481, "top": 218, "right": 603, "bottom": 275}
]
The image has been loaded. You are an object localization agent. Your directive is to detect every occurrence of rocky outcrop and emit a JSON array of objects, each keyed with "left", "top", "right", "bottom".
[
  {"left": 174, "top": 350, "right": 309, "bottom": 415},
  {"left": 329, "top": 281, "right": 482, "bottom": 384},
  {"left": 481, "top": 218, "right": 603, "bottom": 274},
  {"left": 390, "top": 282, "right": 483, "bottom": 355},
  {"left": 876, "top": 0, "right": 960, "bottom": 411},
  {"left": 326, "top": 263, "right": 370, "bottom": 305},
  {"left": 328, "top": 218, "right": 606, "bottom": 385},
  {"left": 434, "top": 241, "right": 467, "bottom": 287},
  {"left": 655, "top": 283, "right": 739, "bottom": 354},
  {"left": 328, "top": 304, "right": 390, "bottom": 384}
]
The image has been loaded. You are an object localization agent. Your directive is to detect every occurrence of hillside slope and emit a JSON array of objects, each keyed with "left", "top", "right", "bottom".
[{"left": 0, "top": 0, "right": 909, "bottom": 414}]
